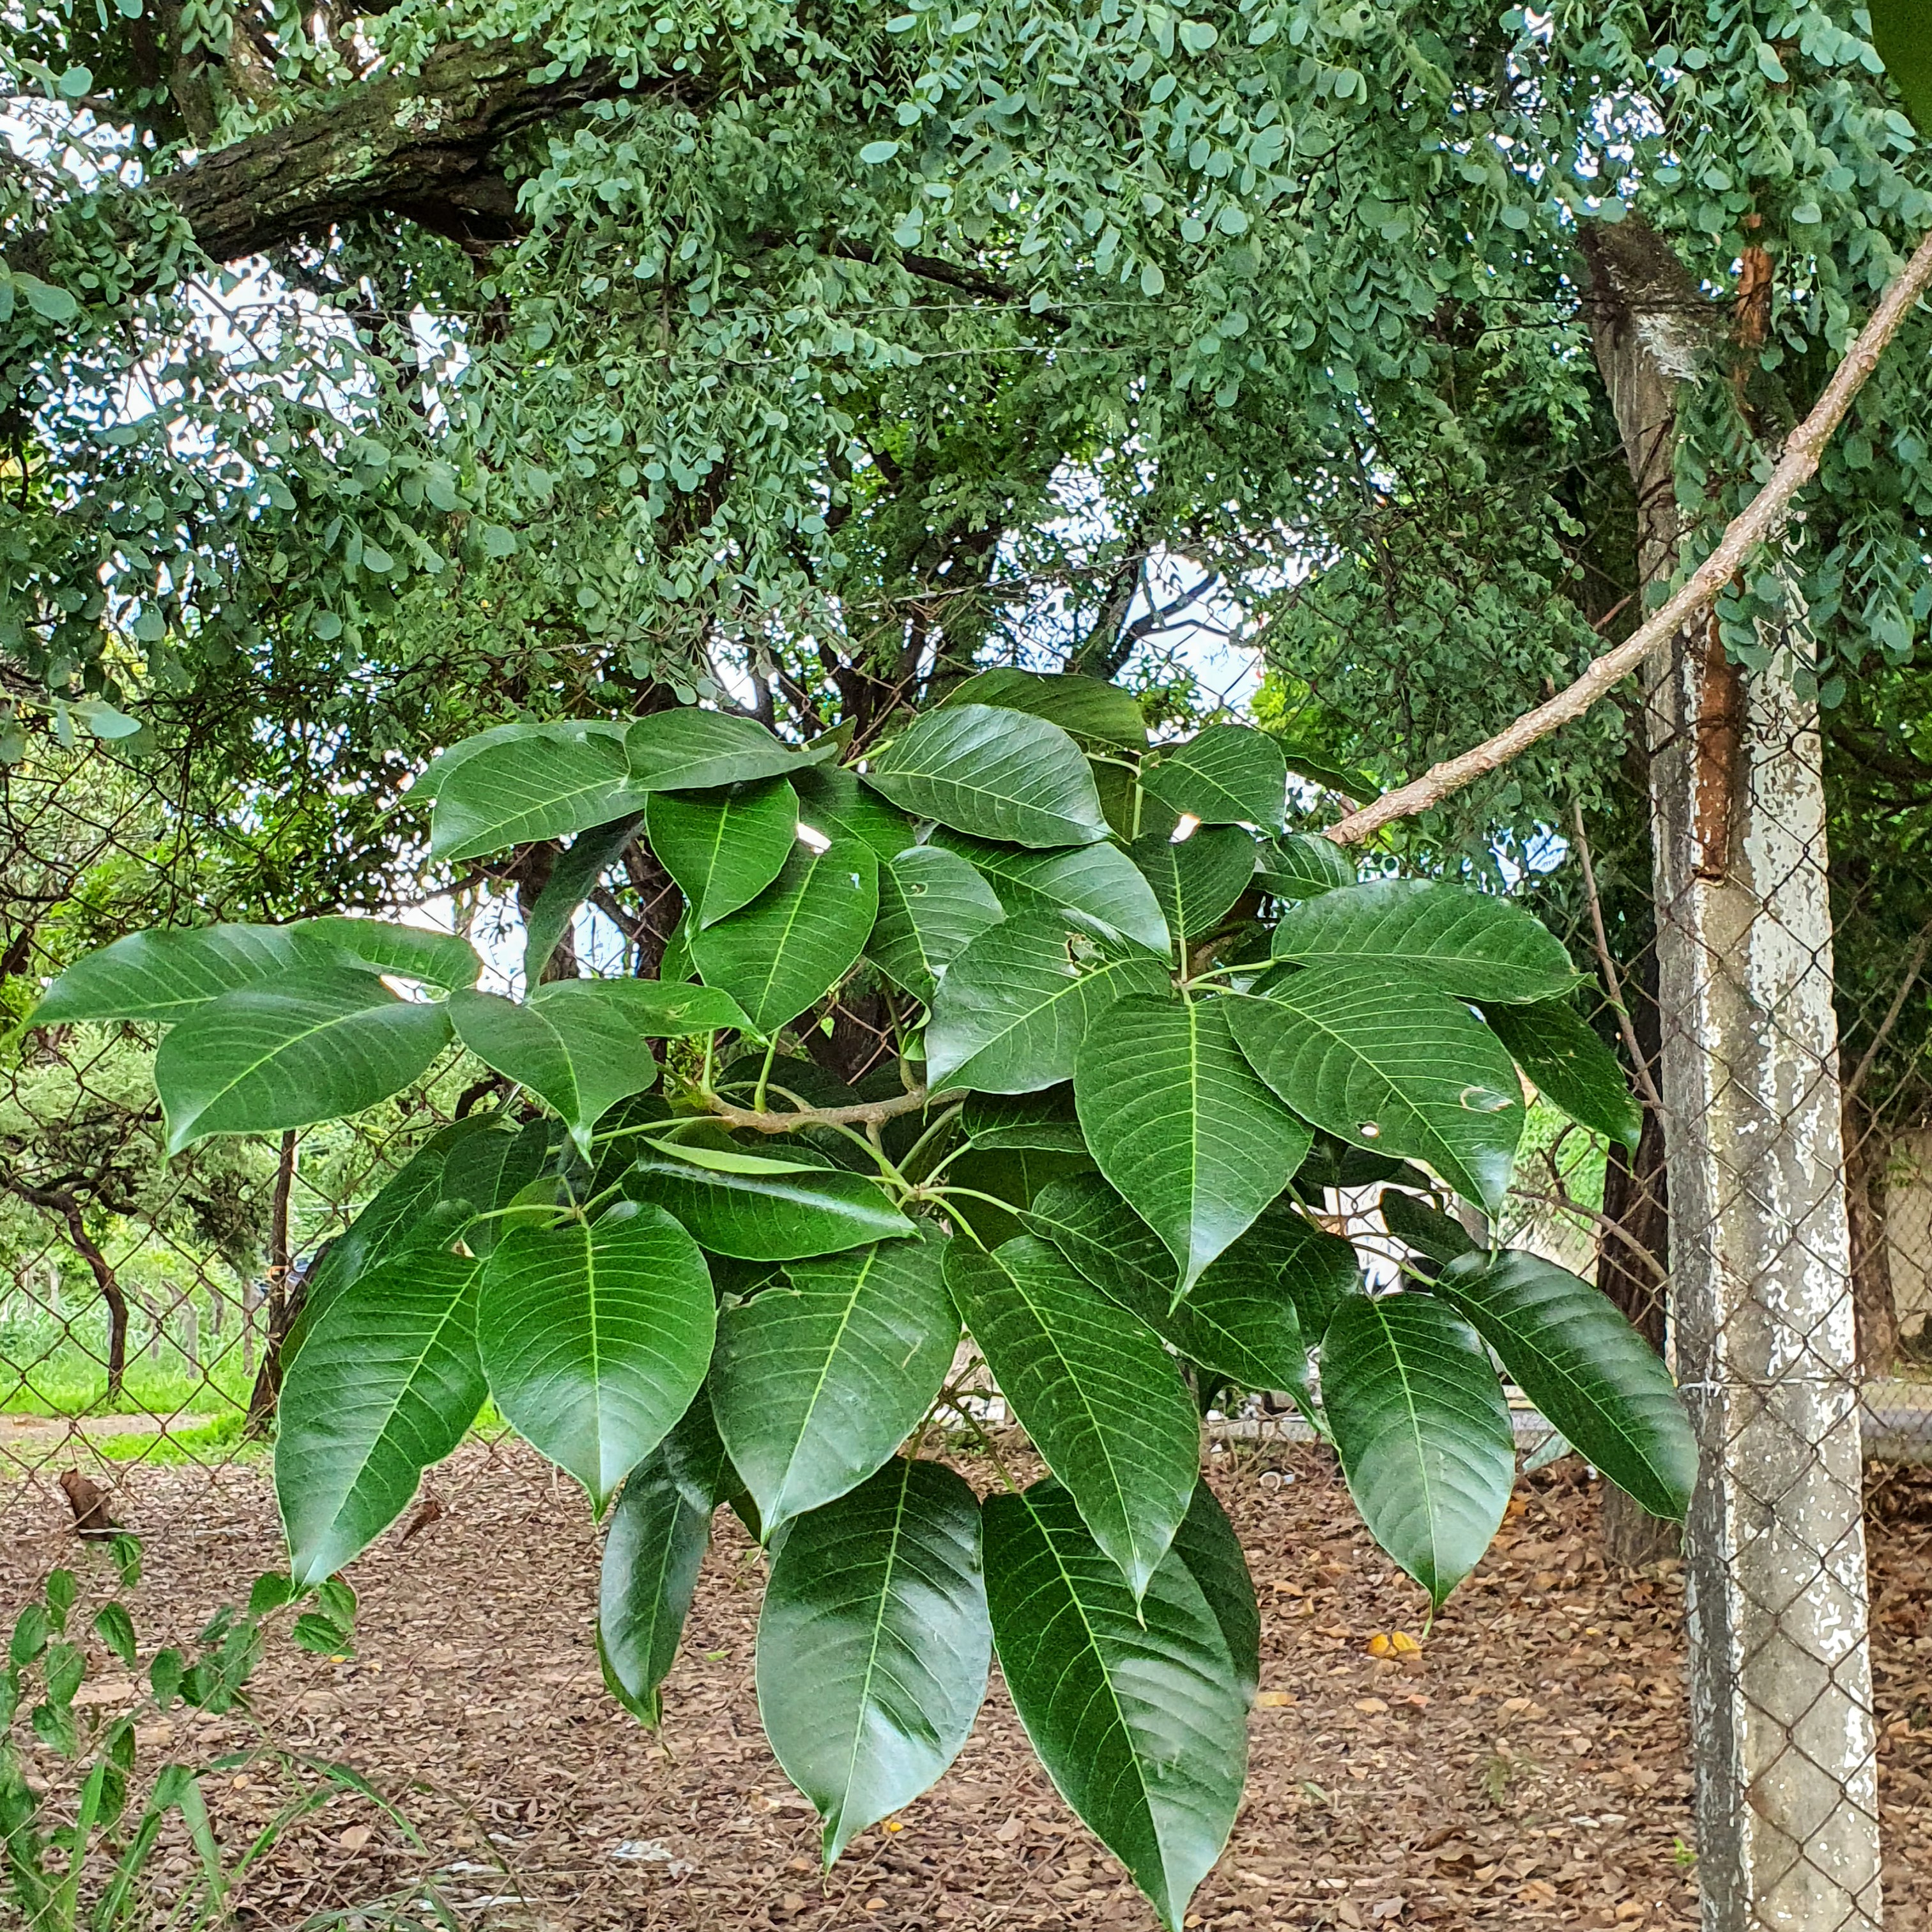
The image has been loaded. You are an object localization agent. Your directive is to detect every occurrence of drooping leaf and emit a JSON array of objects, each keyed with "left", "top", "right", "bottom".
[
  {"left": 960, "top": 1086, "right": 1086, "bottom": 1153},
  {"left": 1319, "top": 1291, "right": 1516, "bottom": 1606},
  {"left": 758, "top": 1458, "right": 990, "bottom": 1865},
  {"left": 861, "top": 704, "right": 1109, "bottom": 848},
  {"left": 1438, "top": 1250, "right": 1696, "bottom": 1519},
  {"left": 1482, "top": 998, "right": 1642, "bottom": 1151},
  {"left": 477, "top": 1206, "right": 717, "bottom": 1508},
  {"left": 792, "top": 764, "right": 917, "bottom": 858},
  {"left": 157, "top": 968, "right": 453, "bottom": 1154},
  {"left": 1130, "top": 828, "right": 1257, "bottom": 952},
  {"left": 1872, "top": 0, "right": 1932, "bottom": 134},
  {"left": 1228, "top": 969, "right": 1524, "bottom": 1209},
  {"left": 983, "top": 1481, "right": 1246, "bottom": 1932},
  {"left": 1170, "top": 1481, "right": 1260, "bottom": 1704},
  {"left": 1270, "top": 880, "right": 1579, "bottom": 1005},
  {"left": 647, "top": 779, "right": 800, "bottom": 929},
  {"left": 524, "top": 813, "right": 645, "bottom": 983},
  {"left": 624, "top": 1152, "right": 916, "bottom": 1258},
  {"left": 1075, "top": 995, "right": 1311, "bottom": 1295},
  {"left": 537, "top": 976, "right": 750, "bottom": 1037},
  {"left": 627, "top": 710, "right": 827, "bottom": 792},
  {"left": 1377, "top": 1189, "right": 1479, "bottom": 1269},
  {"left": 689, "top": 835, "right": 879, "bottom": 1032},
  {"left": 450, "top": 988, "right": 663, "bottom": 1157},
  {"left": 31, "top": 924, "right": 312, "bottom": 1025},
  {"left": 712, "top": 1238, "right": 958, "bottom": 1532},
  {"left": 930, "top": 831, "right": 1170, "bottom": 954},
  {"left": 1140, "top": 725, "right": 1287, "bottom": 833},
  {"left": 429, "top": 732, "right": 637, "bottom": 861},
  {"left": 940, "top": 668, "right": 1148, "bottom": 749},
  {"left": 277, "top": 1252, "right": 487, "bottom": 1585},
  {"left": 289, "top": 919, "right": 484, "bottom": 990},
  {"left": 868, "top": 846, "right": 1005, "bottom": 999},
  {"left": 926, "top": 907, "right": 1170, "bottom": 1094},
  {"left": 942, "top": 1238, "right": 1197, "bottom": 1596},
  {"left": 1254, "top": 833, "right": 1355, "bottom": 903}
]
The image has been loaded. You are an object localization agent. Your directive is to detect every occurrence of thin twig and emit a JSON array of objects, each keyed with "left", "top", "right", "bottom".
[
  {"left": 1509, "top": 1187, "right": 1669, "bottom": 1282},
  {"left": 1844, "top": 916, "right": 1932, "bottom": 1107},
  {"left": 1325, "top": 227, "right": 1932, "bottom": 846},
  {"left": 1570, "top": 802, "right": 1662, "bottom": 1112}
]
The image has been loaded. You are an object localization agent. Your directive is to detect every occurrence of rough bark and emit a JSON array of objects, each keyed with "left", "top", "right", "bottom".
[
  {"left": 246, "top": 1129, "right": 302, "bottom": 1432},
  {"left": 1586, "top": 215, "right": 1880, "bottom": 1932}
]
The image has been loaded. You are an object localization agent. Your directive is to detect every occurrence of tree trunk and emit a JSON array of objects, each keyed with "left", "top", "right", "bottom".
[
  {"left": 246, "top": 1130, "right": 302, "bottom": 1434},
  {"left": 1584, "top": 217, "right": 1880, "bottom": 1932}
]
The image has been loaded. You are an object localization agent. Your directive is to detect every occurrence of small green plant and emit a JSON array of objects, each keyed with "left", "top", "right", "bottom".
[{"left": 0, "top": 1542, "right": 369, "bottom": 1930}]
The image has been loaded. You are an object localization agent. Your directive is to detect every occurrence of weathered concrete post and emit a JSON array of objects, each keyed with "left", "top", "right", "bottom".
[{"left": 1585, "top": 218, "right": 1880, "bottom": 1932}]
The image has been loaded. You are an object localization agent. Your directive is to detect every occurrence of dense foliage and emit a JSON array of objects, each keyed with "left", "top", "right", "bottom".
[{"left": 32, "top": 681, "right": 1695, "bottom": 1928}]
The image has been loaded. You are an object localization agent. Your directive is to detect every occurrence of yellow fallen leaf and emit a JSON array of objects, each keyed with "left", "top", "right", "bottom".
[
  {"left": 1354, "top": 1697, "right": 1389, "bottom": 1714},
  {"left": 882, "top": 1820, "right": 904, "bottom": 1833},
  {"left": 1254, "top": 1690, "right": 1295, "bottom": 1708}
]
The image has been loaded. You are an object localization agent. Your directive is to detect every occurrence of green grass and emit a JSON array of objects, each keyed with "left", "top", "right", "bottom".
[
  {"left": 0, "top": 1354, "right": 254, "bottom": 1420},
  {"left": 92, "top": 1411, "right": 268, "bottom": 1465}
]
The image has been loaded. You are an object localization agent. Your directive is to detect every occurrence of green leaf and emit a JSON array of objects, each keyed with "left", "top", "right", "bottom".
[
  {"left": 414, "top": 719, "right": 627, "bottom": 801},
  {"left": 91, "top": 1604, "right": 137, "bottom": 1671},
  {"left": 868, "top": 846, "right": 1005, "bottom": 999},
  {"left": 689, "top": 836, "right": 880, "bottom": 1032},
  {"left": 1873, "top": 0, "right": 1932, "bottom": 134},
  {"left": 861, "top": 705, "right": 1110, "bottom": 848},
  {"left": 1171, "top": 1481, "right": 1260, "bottom": 1705},
  {"left": 1254, "top": 832, "right": 1355, "bottom": 902},
  {"left": 438, "top": 1117, "right": 559, "bottom": 1257},
  {"left": 157, "top": 969, "right": 453, "bottom": 1154},
  {"left": 1130, "top": 828, "right": 1257, "bottom": 951},
  {"left": 983, "top": 1481, "right": 1246, "bottom": 1932},
  {"left": 858, "top": 139, "right": 904, "bottom": 164},
  {"left": 288, "top": 918, "right": 482, "bottom": 990},
  {"left": 1227, "top": 969, "right": 1524, "bottom": 1209},
  {"left": 793, "top": 764, "right": 916, "bottom": 858},
  {"left": 758, "top": 1459, "right": 990, "bottom": 1865},
  {"left": 1269, "top": 880, "right": 1579, "bottom": 1004},
  {"left": 1229, "top": 1206, "right": 1365, "bottom": 1344},
  {"left": 1274, "top": 739, "right": 1377, "bottom": 801},
  {"left": 277, "top": 1252, "right": 487, "bottom": 1585},
  {"left": 942, "top": 1238, "right": 1197, "bottom": 1596},
  {"left": 31, "top": 924, "right": 313, "bottom": 1025},
  {"left": 450, "top": 988, "right": 659, "bottom": 1156},
  {"left": 429, "top": 732, "right": 636, "bottom": 861},
  {"left": 940, "top": 669, "right": 1147, "bottom": 749},
  {"left": 960, "top": 1087, "right": 1086, "bottom": 1153},
  {"left": 640, "top": 1138, "right": 824, "bottom": 1176},
  {"left": 17, "top": 272, "right": 79, "bottom": 323},
  {"left": 647, "top": 779, "right": 799, "bottom": 929},
  {"left": 1377, "top": 1189, "right": 1478, "bottom": 1268},
  {"left": 942, "top": 1145, "right": 1097, "bottom": 1246},
  {"left": 624, "top": 1153, "right": 916, "bottom": 1258},
  {"left": 477, "top": 1206, "right": 717, "bottom": 1508},
  {"left": 524, "top": 814, "right": 645, "bottom": 983},
  {"left": 1075, "top": 995, "right": 1310, "bottom": 1294},
  {"left": 1437, "top": 1251, "right": 1695, "bottom": 1520},
  {"left": 1482, "top": 999, "right": 1641, "bottom": 1151},
  {"left": 712, "top": 1239, "right": 958, "bottom": 1533},
  {"left": 930, "top": 831, "right": 1170, "bottom": 954},
  {"left": 627, "top": 710, "right": 825, "bottom": 791},
  {"left": 926, "top": 907, "right": 1170, "bottom": 1094},
  {"left": 1140, "top": 725, "right": 1287, "bottom": 832},
  {"left": 1319, "top": 1292, "right": 1516, "bottom": 1606}
]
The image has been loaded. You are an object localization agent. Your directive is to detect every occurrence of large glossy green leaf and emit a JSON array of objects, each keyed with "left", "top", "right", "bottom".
[
  {"left": 861, "top": 704, "right": 1109, "bottom": 848},
  {"left": 31, "top": 924, "right": 311, "bottom": 1025},
  {"left": 868, "top": 847, "right": 1005, "bottom": 1000},
  {"left": 450, "top": 988, "right": 661, "bottom": 1157},
  {"left": 1170, "top": 1481, "right": 1260, "bottom": 1705},
  {"left": 792, "top": 764, "right": 917, "bottom": 858},
  {"left": 1319, "top": 1291, "right": 1516, "bottom": 1606},
  {"left": 624, "top": 1153, "right": 916, "bottom": 1258},
  {"left": 930, "top": 830, "right": 1169, "bottom": 954},
  {"left": 477, "top": 1206, "right": 717, "bottom": 1508},
  {"left": 689, "top": 834, "right": 879, "bottom": 1032},
  {"left": 1255, "top": 833, "right": 1355, "bottom": 903},
  {"left": 415, "top": 719, "right": 627, "bottom": 801},
  {"left": 430, "top": 732, "right": 637, "bottom": 861},
  {"left": 940, "top": 669, "right": 1148, "bottom": 749},
  {"left": 597, "top": 1396, "right": 737, "bottom": 1726},
  {"left": 627, "top": 710, "right": 826, "bottom": 791},
  {"left": 1021, "top": 1175, "right": 1312, "bottom": 1400},
  {"left": 157, "top": 968, "right": 454, "bottom": 1154},
  {"left": 959, "top": 1086, "right": 1085, "bottom": 1153},
  {"left": 290, "top": 919, "right": 484, "bottom": 990},
  {"left": 1130, "top": 828, "right": 1257, "bottom": 953},
  {"left": 1231, "top": 1206, "right": 1366, "bottom": 1343},
  {"left": 1873, "top": 0, "right": 1932, "bottom": 134},
  {"left": 1438, "top": 1250, "right": 1695, "bottom": 1519},
  {"left": 1075, "top": 995, "right": 1310, "bottom": 1296},
  {"left": 1270, "top": 880, "right": 1579, "bottom": 1005},
  {"left": 926, "top": 907, "right": 1169, "bottom": 1094},
  {"left": 712, "top": 1239, "right": 958, "bottom": 1532},
  {"left": 1482, "top": 998, "right": 1641, "bottom": 1151},
  {"left": 646, "top": 779, "right": 800, "bottom": 929},
  {"left": 277, "top": 1251, "right": 487, "bottom": 1586},
  {"left": 983, "top": 1481, "right": 1246, "bottom": 1932},
  {"left": 1227, "top": 969, "right": 1524, "bottom": 1209},
  {"left": 758, "top": 1458, "right": 990, "bottom": 1864},
  {"left": 523, "top": 814, "right": 645, "bottom": 983},
  {"left": 1140, "top": 725, "right": 1287, "bottom": 833},
  {"left": 942, "top": 1238, "right": 1197, "bottom": 1596}
]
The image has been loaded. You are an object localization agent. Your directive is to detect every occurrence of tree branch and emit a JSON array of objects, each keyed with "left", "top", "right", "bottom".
[
  {"left": 1324, "top": 226, "right": 1932, "bottom": 847},
  {"left": 705, "top": 1087, "right": 929, "bottom": 1135}
]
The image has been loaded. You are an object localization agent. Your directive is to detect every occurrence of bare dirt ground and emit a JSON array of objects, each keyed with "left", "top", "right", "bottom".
[{"left": 3, "top": 1439, "right": 1929, "bottom": 1932}]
